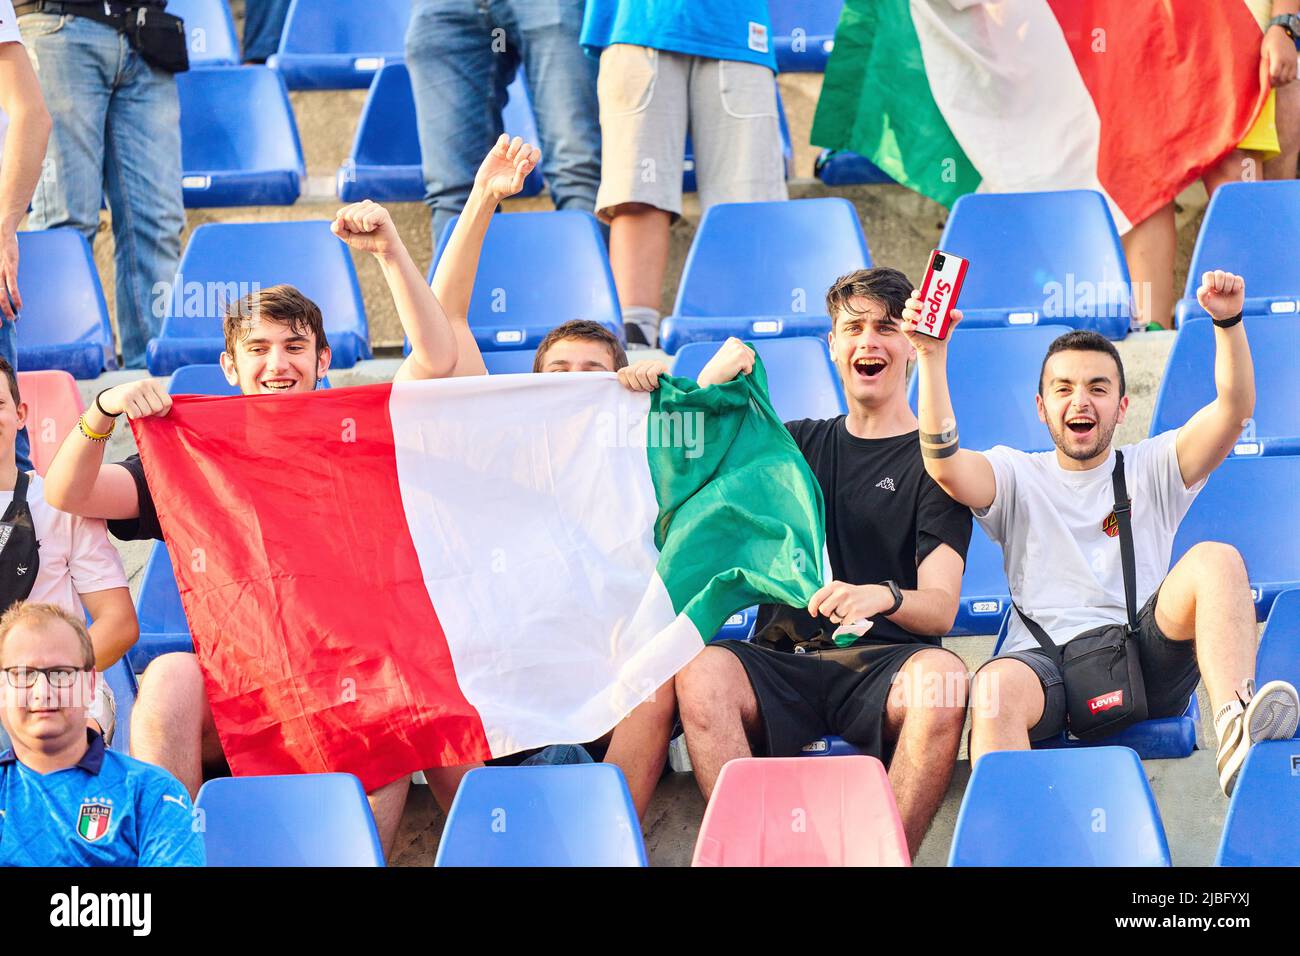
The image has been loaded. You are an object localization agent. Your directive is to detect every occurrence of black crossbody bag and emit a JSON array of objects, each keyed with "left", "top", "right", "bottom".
[
  {"left": 1013, "top": 450, "right": 1148, "bottom": 741},
  {"left": 126, "top": 5, "right": 189, "bottom": 74}
]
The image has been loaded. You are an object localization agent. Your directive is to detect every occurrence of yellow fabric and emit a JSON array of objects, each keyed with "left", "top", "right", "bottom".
[{"left": 1238, "top": 88, "right": 1281, "bottom": 157}]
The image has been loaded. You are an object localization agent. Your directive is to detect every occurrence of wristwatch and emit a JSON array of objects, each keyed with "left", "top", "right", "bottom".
[
  {"left": 879, "top": 579, "right": 904, "bottom": 616},
  {"left": 1268, "top": 13, "right": 1300, "bottom": 40}
]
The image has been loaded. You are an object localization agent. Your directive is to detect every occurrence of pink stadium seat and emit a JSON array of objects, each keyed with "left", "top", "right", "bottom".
[
  {"left": 18, "top": 370, "right": 82, "bottom": 475},
  {"left": 692, "top": 756, "right": 910, "bottom": 867}
]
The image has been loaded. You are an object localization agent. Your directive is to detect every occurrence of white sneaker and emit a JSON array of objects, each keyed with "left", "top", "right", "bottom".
[
  {"left": 1215, "top": 680, "right": 1299, "bottom": 797},
  {"left": 88, "top": 675, "right": 117, "bottom": 747}
]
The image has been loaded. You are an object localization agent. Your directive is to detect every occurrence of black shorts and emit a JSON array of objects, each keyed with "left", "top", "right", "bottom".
[
  {"left": 982, "top": 586, "right": 1201, "bottom": 741},
  {"left": 714, "top": 638, "right": 935, "bottom": 761}
]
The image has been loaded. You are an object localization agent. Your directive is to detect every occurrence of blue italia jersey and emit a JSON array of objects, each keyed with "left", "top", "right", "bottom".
[
  {"left": 581, "top": 0, "right": 777, "bottom": 70},
  {"left": 0, "top": 732, "right": 204, "bottom": 866}
]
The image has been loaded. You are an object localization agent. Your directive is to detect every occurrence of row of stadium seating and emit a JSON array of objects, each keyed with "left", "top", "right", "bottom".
[
  {"left": 186, "top": 741, "right": 1299, "bottom": 866},
  {"left": 169, "top": 0, "right": 844, "bottom": 82},
  {"left": 19, "top": 181, "right": 1297, "bottom": 378}
]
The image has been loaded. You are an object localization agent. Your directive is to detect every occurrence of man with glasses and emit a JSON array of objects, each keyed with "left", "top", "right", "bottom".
[{"left": 0, "top": 602, "right": 202, "bottom": 865}]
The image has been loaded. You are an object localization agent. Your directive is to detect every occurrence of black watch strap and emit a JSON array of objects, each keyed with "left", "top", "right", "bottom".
[
  {"left": 880, "top": 579, "right": 904, "bottom": 616},
  {"left": 1212, "top": 311, "right": 1243, "bottom": 329}
]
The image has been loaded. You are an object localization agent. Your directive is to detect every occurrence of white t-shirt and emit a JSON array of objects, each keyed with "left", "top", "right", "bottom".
[
  {"left": 975, "top": 429, "right": 1206, "bottom": 654},
  {"left": 0, "top": 473, "right": 129, "bottom": 616},
  {"left": 0, "top": 1, "right": 21, "bottom": 159}
]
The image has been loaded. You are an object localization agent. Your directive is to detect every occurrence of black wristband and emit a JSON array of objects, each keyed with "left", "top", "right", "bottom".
[
  {"left": 94, "top": 388, "right": 120, "bottom": 419},
  {"left": 920, "top": 426, "right": 959, "bottom": 444},
  {"left": 1212, "top": 311, "right": 1242, "bottom": 329},
  {"left": 879, "top": 580, "right": 904, "bottom": 616},
  {"left": 922, "top": 440, "right": 959, "bottom": 459}
]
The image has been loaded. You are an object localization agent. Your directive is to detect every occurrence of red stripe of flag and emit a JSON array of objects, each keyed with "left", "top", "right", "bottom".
[
  {"left": 133, "top": 384, "right": 491, "bottom": 792},
  {"left": 1049, "top": 0, "right": 1269, "bottom": 227}
]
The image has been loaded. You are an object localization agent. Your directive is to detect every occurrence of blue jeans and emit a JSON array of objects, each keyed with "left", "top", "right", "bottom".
[
  {"left": 242, "top": 0, "right": 292, "bottom": 63},
  {"left": 20, "top": 13, "right": 184, "bottom": 370},
  {"left": 405, "top": 0, "right": 601, "bottom": 246},
  {"left": 0, "top": 318, "right": 33, "bottom": 473}
]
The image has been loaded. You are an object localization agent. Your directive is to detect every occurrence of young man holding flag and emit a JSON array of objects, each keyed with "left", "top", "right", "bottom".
[
  {"left": 674, "top": 268, "right": 973, "bottom": 858},
  {"left": 903, "top": 270, "right": 1299, "bottom": 796},
  {"left": 42, "top": 139, "right": 545, "bottom": 858}
]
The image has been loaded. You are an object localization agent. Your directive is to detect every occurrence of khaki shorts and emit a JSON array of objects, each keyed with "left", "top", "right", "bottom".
[{"left": 595, "top": 44, "right": 788, "bottom": 221}]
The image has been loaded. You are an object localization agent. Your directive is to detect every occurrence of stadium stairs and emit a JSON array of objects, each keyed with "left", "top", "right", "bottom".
[{"left": 52, "top": 48, "right": 1235, "bottom": 867}]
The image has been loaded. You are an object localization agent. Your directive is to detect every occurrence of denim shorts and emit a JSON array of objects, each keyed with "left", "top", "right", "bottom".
[{"left": 981, "top": 587, "right": 1201, "bottom": 740}]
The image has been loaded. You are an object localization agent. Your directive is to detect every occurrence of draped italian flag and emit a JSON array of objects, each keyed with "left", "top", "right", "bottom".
[
  {"left": 811, "top": 0, "right": 1270, "bottom": 232},
  {"left": 132, "top": 361, "right": 825, "bottom": 792}
]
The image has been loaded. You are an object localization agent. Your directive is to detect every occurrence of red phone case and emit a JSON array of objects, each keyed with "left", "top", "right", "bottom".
[{"left": 915, "top": 249, "right": 969, "bottom": 339}]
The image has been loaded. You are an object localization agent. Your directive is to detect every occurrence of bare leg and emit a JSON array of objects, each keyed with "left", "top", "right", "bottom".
[
  {"left": 1204, "top": 147, "right": 1262, "bottom": 192},
  {"left": 968, "top": 658, "right": 1047, "bottom": 765},
  {"left": 1153, "top": 542, "right": 1256, "bottom": 714},
  {"left": 675, "top": 647, "right": 761, "bottom": 799},
  {"left": 131, "top": 652, "right": 222, "bottom": 798},
  {"left": 367, "top": 775, "right": 411, "bottom": 864},
  {"left": 422, "top": 762, "right": 481, "bottom": 813},
  {"left": 882, "top": 649, "right": 969, "bottom": 856},
  {"left": 1265, "top": 80, "right": 1300, "bottom": 181},
  {"left": 1121, "top": 202, "right": 1176, "bottom": 329},
  {"left": 604, "top": 678, "right": 676, "bottom": 820},
  {"left": 607, "top": 203, "right": 671, "bottom": 312}
]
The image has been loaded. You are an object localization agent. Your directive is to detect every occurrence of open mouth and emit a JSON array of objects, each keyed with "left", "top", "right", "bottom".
[
  {"left": 852, "top": 356, "right": 887, "bottom": 379},
  {"left": 1065, "top": 417, "right": 1096, "bottom": 437},
  {"left": 259, "top": 378, "right": 298, "bottom": 392}
]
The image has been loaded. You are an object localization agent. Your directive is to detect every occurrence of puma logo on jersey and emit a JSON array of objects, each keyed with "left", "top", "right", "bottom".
[
  {"left": 161, "top": 794, "right": 188, "bottom": 809},
  {"left": 875, "top": 478, "right": 896, "bottom": 492}
]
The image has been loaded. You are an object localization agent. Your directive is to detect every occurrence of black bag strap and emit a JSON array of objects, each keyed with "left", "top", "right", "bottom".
[
  {"left": 1, "top": 471, "right": 30, "bottom": 523},
  {"left": 1013, "top": 450, "right": 1137, "bottom": 655}
]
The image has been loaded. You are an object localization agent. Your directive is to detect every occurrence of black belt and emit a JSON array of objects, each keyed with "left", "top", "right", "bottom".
[{"left": 14, "top": 2, "right": 144, "bottom": 27}]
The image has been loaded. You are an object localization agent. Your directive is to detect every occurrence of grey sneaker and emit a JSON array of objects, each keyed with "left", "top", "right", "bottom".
[{"left": 1216, "top": 680, "right": 1299, "bottom": 797}]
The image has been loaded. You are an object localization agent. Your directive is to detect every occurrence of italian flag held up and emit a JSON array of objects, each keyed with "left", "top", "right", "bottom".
[
  {"left": 133, "top": 359, "right": 825, "bottom": 791},
  {"left": 812, "top": 0, "right": 1269, "bottom": 232}
]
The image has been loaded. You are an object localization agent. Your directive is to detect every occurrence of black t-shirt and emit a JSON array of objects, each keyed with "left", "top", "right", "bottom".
[
  {"left": 106, "top": 455, "right": 164, "bottom": 542},
  {"left": 754, "top": 417, "right": 972, "bottom": 650}
]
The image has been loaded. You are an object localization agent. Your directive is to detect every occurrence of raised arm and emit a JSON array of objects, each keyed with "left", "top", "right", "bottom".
[
  {"left": 1174, "top": 270, "right": 1255, "bottom": 488},
  {"left": 900, "top": 294, "right": 997, "bottom": 510},
  {"left": 432, "top": 135, "right": 541, "bottom": 378},
  {"left": 330, "top": 200, "right": 458, "bottom": 382},
  {"left": 44, "top": 380, "right": 173, "bottom": 520},
  {"left": 0, "top": 40, "right": 52, "bottom": 320}
]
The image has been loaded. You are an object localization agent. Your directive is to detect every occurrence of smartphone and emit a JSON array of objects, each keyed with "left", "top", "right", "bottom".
[{"left": 914, "top": 249, "right": 969, "bottom": 339}]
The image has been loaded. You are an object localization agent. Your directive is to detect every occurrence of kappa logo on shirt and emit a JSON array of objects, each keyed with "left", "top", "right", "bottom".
[{"left": 875, "top": 477, "right": 896, "bottom": 492}]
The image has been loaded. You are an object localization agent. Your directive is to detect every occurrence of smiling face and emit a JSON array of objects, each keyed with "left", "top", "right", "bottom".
[
  {"left": 1037, "top": 348, "right": 1128, "bottom": 465},
  {"left": 0, "top": 617, "right": 94, "bottom": 752},
  {"left": 220, "top": 314, "right": 331, "bottom": 395},
  {"left": 827, "top": 296, "right": 914, "bottom": 409}
]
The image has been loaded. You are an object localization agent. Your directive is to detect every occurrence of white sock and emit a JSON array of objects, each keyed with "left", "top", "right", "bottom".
[{"left": 623, "top": 306, "right": 661, "bottom": 346}]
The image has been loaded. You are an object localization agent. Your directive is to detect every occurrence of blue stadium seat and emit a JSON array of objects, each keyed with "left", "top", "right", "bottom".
[
  {"left": 799, "top": 736, "right": 861, "bottom": 757},
  {"left": 815, "top": 149, "right": 895, "bottom": 186},
  {"left": 1257, "top": 588, "right": 1300, "bottom": 703},
  {"left": 1171, "top": 456, "right": 1300, "bottom": 621},
  {"left": 938, "top": 190, "right": 1131, "bottom": 338},
  {"left": 683, "top": 93, "right": 793, "bottom": 193},
  {"left": 1176, "top": 181, "right": 1300, "bottom": 325},
  {"left": 710, "top": 606, "right": 757, "bottom": 643},
  {"left": 949, "top": 747, "right": 1172, "bottom": 866},
  {"left": 482, "top": 350, "right": 537, "bottom": 375},
  {"left": 339, "top": 62, "right": 542, "bottom": 202},
  {"left": 991, "top": 613, "right": 1200, "bottom": 759},
  {"left": 131, "top": 543, "right": 194, "bottom": 674},
  {"left": 1216, "top": 740, "right": 1300, "bottom": 865},
  {"left": 435, "top": 764, "right": 648, "bottom": 866},
  {"left": 660, "top": 198, "right": 872, "bottom": 354},
  {"left": 267, "top": 0, "right": 409, "bottom": 90},
  {"left": 426, "top": 211, "right": 620, "bottom": 353},
  {"left": 14, "top": 230, "right": 117, "bottom": 379},
  {"left": 672, "top": 337, "right": 847, "bottom": 422},
  {"left": 178, "top": 66, "right": 304, "bottom": 207},
  {"left": 168, "top": 0, "right": 240, "bottom": 67},
  {"left": 905, "top": 325, "right": 1069, "bottom": 634},
  {"left": 146, "top": 221, "right": 371, "bottom": 375},
  {"left": 196, "top": 773, "right": 385, "bottom": 866},
  {"left": 102, "top": 660, "right": 137, "bottom": 754},
  {"left": 769, "top": 0, "right": 843, "bottom": 71},
  {"left": 1151, "top": 316, "right": 1300, "bottom": 456}
]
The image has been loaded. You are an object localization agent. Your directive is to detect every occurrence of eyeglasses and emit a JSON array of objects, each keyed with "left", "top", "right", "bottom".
[{"left": 3, "top": 666, "right": 89, "bottom": 689}]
